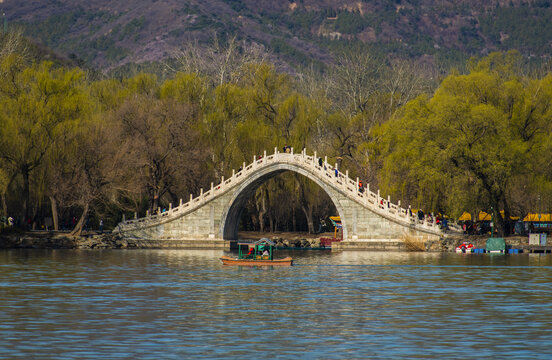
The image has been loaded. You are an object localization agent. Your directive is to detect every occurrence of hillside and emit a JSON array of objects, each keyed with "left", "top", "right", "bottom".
[{"left": 3, "top": 0, "right": 552, "bottom": 72}]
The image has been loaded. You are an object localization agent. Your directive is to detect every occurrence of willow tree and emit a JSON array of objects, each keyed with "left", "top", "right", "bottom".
[
  {"left": 377, "top": 52, "right": 552, "bottom": 235},
  {"left": 0, "top": 59, "right": 89, "bottom": 221}
]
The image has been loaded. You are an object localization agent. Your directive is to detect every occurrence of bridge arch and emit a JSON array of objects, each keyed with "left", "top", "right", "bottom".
[
  {"left": 115, "top": 148, "right": 442, "bottom": 244},
  {"left": 221, "top": 162, "right": 347, "bottom": 240}
]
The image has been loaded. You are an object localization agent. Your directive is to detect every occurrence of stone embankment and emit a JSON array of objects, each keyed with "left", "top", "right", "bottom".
[
  {"left": 0, "top": 231, "right": 231, "bottom": 249},
  {"left": 0, "top": 230, "right": 530, "bottom": 251},
  {"left": 0, "top": 231, "right": 129, "bottom": 249}
]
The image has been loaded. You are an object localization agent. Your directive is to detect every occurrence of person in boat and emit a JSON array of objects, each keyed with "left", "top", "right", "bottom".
[{"left": 245, "top": 246, "right": 255, "bottom": 259}]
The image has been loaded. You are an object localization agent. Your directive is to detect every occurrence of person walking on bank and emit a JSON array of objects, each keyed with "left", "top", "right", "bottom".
[{"left": 99, "top": 219, "right": 104, "bottom": 234}]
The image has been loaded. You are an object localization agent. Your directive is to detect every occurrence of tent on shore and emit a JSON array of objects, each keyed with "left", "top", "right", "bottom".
[
  {"left": 458, "top": 212, "right": 472, "bottom": 221},
  {"left": 523, "top": 213, "right": 552, "bottom": 222}
]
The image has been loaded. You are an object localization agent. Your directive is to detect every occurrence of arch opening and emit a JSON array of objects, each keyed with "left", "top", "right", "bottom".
[{"left": 221, "top": 165, "right": 346, "bottom": 241}]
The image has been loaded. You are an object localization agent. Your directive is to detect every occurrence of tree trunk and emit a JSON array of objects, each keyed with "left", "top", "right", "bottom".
[
  {"left": 257, "top": 200, "right": 266, "bottom": 233},
  {"left": 488, "top": 191, "right": 508, "bottom": 236},
  {"left": 501, "top": 193, "right": 513, "bottom": 235},
  {"left": 49, "top": 196, "right": 59, "bottom": 231},
  {"left": 1, "top": 191, "right": 7, "bottom": 219},
  {"left": 22, "top": 164, "right": 30, "bottom": 221},
  {"left": 301, "top": 204, "right": 315, "bottom": 234},
  {"left": 70, "top": 202, "right": 89, "bottom": 236}
]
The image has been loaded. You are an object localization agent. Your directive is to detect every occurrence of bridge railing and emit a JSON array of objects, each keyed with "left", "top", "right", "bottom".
[{"left": 118, "top": 148, "right": 441, "bottom": 235}]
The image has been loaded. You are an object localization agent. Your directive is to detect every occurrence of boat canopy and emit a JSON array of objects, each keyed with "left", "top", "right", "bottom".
[
  {"left": 237, "top": 238, "right": 275, "bottom": 247},
  {"left": 255, "top": 238, "right": 275, "bottom": 246}
]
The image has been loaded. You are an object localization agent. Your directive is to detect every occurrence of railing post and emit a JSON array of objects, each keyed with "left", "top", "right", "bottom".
[
  {"left": 264, "top": 150, "right": 267, "bottom": 159},
  {"left": 190, "top": 194, "right": 193, "bottom": 202},
  {"left": 169, "top": 203, "right": 172, "bottom": 211},
  {"left": 211, "top": 182, "right": 214, "bottom": 192},
  {"left": 367, "top": 183, "right": 370, "bottom": 193},
  {"left": 303, "top": 148, "right": 306, "bottom": 158},
  {"left": 200, "top": 188, "right": 203, "bottom": 198},
  {"left": 253, "top": 155, "right": 256, "bottom": 167},
  {"left": 274, "top": 146, "right": 278, "bottom": 154},
  {"left": 314, "top": 151, "right": 317, "bottom": 165},
  {"left": 356, "top": 177, "right": 359, "bottom": 188},
  {"left": 122, "top": 213, "right": 125, "bottom": 222},
  {"left": 221, "top": 176, "right": 225, "bottom": 189},
  {"left": 345, "top": 170, "right": 349, "bottom": 179},
  {"left": 232, "top": 169, "right": 235, "bottom": 178},
  {"left": 291, "top": 147, "right": 294, "bottom": 154},
  {"left": 146, "top": 210, "right": 149, "bottom": 217},
  {"left": 179, "top": 198, "right": 183, "bottom": 206},
  {"left": 134, "top": 212, "right": 137, "bottom": 219},
  {"left": 242, "top": 162, "right": 246, "bottom": 172}
]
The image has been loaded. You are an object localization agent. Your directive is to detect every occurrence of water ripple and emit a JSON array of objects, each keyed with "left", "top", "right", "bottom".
[{"left": 1, "top": 249, "right": 551, "bottom": 359}]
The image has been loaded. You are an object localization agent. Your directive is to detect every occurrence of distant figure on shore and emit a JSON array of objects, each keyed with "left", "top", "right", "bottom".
[
  {"left": 99, "top": 219, "right": 104, "bottom": 233},
  {"left": 318, "top": 218, "right": 326, "bottom": 233}
]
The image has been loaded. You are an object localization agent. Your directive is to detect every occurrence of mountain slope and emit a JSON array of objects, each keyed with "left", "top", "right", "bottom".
[{"left": 3, "top": 0, "right": 551, "bottom": 71}]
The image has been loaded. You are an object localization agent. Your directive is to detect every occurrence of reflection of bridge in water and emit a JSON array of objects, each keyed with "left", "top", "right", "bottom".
[{"left": 115, "top": 148, "right": 442, "bottom": 248}]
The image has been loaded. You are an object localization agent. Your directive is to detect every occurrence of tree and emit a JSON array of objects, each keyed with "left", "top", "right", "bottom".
[
  {"left": 377, "top": 52, "right": 552, "bottom": 235},
  {"left": 173, "top": 33, "right": 267, "bottom": 86},
  {"left": 0, "top": 60, "right": 89, "bottom": 222}
]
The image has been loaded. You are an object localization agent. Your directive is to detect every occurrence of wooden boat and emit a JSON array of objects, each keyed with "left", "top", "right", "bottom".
[
  {"left": 220, "top": 255, "right": 293, "bottom": 266},
  {"left": 220, "top": 238, "right": 293, "bottom": 266}
]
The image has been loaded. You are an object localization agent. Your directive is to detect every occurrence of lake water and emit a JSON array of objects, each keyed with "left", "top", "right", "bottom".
[{"left": 1, "top": 249, "right": 551, "bottom": 359}]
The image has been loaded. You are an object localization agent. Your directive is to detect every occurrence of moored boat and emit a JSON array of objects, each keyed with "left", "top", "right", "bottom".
[
  {"left": 455, "top": 241, "right": 474, "bottom": 253},
  {"left": 220, "top": 255, "right": 293, "bottom": 266},
  {"left": 220, "top": 238, "right": 293, "bottom": 266}
]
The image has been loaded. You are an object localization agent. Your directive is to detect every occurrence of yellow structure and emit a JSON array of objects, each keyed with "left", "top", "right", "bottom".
[
  {"left": 523, "top": 213, "right": 552, "bottom": 222},
  {"left": 478, "top": 211, "right": 519, "bottom": 221},
  {"left": 458, "top": 212, "right": 472, "bottom": 221}
]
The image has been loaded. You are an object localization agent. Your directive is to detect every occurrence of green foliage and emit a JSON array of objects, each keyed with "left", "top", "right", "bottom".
[
  {"left": 22, "top": 11, "right": 81, "bottom": 48},
  {"left": 479, "top": 5, "right": 552, "bottom": 54},
  {"left": 270, "top": 38, "right": 311, "bottom": 66},
  {"left": 376, "top": 52, "right": 552, "bottom": 234},
  {"left": 334, "top": 11, "right": 369, "bottom": 34},
  {"left": 120, "top": 17, "right": 147, "bottom": 41}
]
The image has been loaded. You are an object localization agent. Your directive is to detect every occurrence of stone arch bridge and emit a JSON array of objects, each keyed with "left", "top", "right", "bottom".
[{"left": 115, "top": 148, "right": 442, "bottom": 248}]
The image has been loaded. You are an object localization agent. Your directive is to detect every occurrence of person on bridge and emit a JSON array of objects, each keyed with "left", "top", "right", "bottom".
[{"left": 358, "top": 181, "right": 364, "bottom": 193}]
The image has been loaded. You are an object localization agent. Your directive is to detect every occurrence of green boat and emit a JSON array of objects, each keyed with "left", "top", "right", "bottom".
[{"left": 220, "top": 238, "right": 293, "bottom": 266}]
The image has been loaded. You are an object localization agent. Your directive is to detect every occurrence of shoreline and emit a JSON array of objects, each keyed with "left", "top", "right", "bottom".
[{"left": 0, "top": 230, "right": 534, "bottom": 252}]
